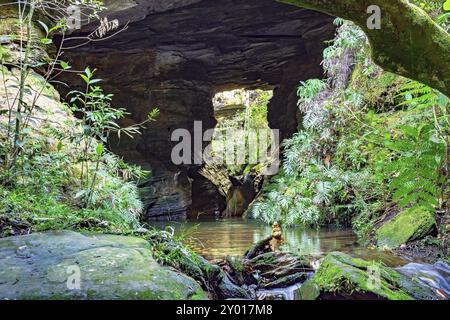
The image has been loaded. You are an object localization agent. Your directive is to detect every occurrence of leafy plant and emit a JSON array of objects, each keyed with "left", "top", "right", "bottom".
[
  {"left": 297, "top": 79, "right": 327, "bottom": 105},
  {"left": 62, "top": 68, "right": 159, "bottom": 208},
  {"left": 251, "top": 18, "right": 449, "bottom": 245},
  {"left": 210, "top": 89, "right": 272, "bottom": 176},
  {"left": 383, "top": 125, "right": 442, "bottom": 211},
  {"left": 383, "top": 81, "right": 449, "bottom": 211},
  {"left": 0, "top": 2, "right": 159, "bottom": 237},
  {"left": 0, "top": 0, "right": 108, "bottom": 184}
]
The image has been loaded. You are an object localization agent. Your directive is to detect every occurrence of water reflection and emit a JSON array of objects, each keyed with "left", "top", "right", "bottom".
[{"left": 150, "top": 218, "right": 409, "bottom": 267}]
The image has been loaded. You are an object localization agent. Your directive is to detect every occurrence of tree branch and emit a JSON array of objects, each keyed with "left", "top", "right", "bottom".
[{"left": 278, "top": 0, "right": 450, "bottom": 96}]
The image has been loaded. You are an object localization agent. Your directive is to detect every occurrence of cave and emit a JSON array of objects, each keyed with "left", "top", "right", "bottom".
[
  {"left": 1, "top": 0, "right": 449, "bottom": 303},
  {"left": 59, "top": 0, "right": 335, "bottom": 221}
]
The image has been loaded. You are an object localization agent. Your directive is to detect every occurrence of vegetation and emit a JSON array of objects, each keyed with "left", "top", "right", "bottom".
[
  {"left": 251, "top": 15, "right": 449, "bottom": 250},
  {"left": 376, "top": 207, "right": 436, "bottom": 248},
  {"left": 0, "top": 1, "right": 158, "bottom": 236},
  {"left": 0, "top": 0, "right": 449, "bottom": 302},
  {"left": 278, "top": 0, "right": 450, "bottom": 96},
  {"left": 298, "top": 251, "right": 437, "bottom": 300},
  {"left": 211, "top": 89, "right": 272, "bottom": 177}
]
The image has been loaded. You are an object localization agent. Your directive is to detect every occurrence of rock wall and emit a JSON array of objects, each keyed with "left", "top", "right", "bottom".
[{"left": 59, "top": 0, "right": 335, "bottom": 220}]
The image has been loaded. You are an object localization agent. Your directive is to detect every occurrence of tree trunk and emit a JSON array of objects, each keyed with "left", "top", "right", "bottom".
[{"left": 278, "top": 0, "right": 450, "bottom": 96}]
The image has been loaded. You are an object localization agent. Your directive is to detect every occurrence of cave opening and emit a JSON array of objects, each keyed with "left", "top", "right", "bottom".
[
  {"left": 189, "top": 88, "right": 274, "bottom": 220},
  {"left": 54, "top": 0, "right": 336, "bottom": 223}
]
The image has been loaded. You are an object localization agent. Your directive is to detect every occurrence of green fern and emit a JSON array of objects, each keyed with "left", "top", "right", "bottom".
[
  {"left": 384, "top": 124, "right": 443, "bottom": 211},
  {"left": 297, "top": 79, "right": 327, "bottom": 105},
  {"left": 385, "top": 81, "right": 449, "bottom": 212}
]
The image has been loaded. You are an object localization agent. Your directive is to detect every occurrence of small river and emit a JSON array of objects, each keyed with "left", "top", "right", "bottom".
[{"left": 151, "top": 218, "right": 413, "bottom": 267}]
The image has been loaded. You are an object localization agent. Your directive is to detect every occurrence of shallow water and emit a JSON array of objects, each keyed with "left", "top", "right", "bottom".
[
  {"left": 397, "top": 261, "right": 450, "bottom": 298},
  {"left": 151, "top": 218, "right": 411, "bottom": 267}
]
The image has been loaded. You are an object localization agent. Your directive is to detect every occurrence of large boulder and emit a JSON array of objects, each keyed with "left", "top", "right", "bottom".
[
  {"left": 295, "top": 252, "right": 438, "bottom": 300},
  {"left": 376, "top": 207, "right": 436, "bottom": 248},
  {"left": 0, "top": 231, "right": 207, "bottom": 300}
]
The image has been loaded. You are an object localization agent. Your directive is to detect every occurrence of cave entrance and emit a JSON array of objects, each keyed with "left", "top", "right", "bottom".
[{"left": 189, "top": 88, "right": 274, "bottom": 220}]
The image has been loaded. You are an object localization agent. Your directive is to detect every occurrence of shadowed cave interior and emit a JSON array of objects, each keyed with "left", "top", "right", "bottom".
[{"left": 59, "top": 0, "right": 335, "bottom": 221}]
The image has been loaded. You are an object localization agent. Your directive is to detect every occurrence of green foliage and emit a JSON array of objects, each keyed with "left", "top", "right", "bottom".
[
  {"left": 410, "top": 0, "right": 448, "bottom": 17},
  {"left": 144, "top": 226, "right": 204, "bottom": 271},
  {"left": 0, "top": 1, "right": 106, "bottom": 184},
  {"left": 252, "top": 19, "right": 449, "bottom": 244},
  {"left": 252, "top": 138, "right": 386, "bottom": 230},
  {"left": 244, "top": 89, "right": 271, "bottom": 130},
  {"left": 63, "top": 68, "right": 158, "bottom": 208},
  {"left": 0, "top": 71, "right": 155, "bottom": 238},
  {"left": 251, "top": 21, "right": 382, "bottom": 230},
  {"left": 0, "top": 143, "right": 143, "bottom": 237},
  {"left": 297, "top": 79, "right": 327, "bottom": 105},
  {"left": 384, "top": 125, "right": 442, "bottom": 210},
  {"left": 322, "top": 20, "right": 367, "bottom": 84},
  {"left": 0, "top": 3, "right": 159, "bottom": 238},
  {"left": 211, "top": 89, "right": 272, "bottom": 176},
  {"left": 384, "top": 81, "right": 449, "bottom": 211}
]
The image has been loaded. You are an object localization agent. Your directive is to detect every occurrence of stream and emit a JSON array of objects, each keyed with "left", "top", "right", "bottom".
[
  {"left": 151, "top": 218, "right": 450, "bottom": 299},
  {"left": 151, "top": 218, "right": 411, "bottom": 267}
]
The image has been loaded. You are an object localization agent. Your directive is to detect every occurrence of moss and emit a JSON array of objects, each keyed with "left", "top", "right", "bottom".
[
  {"left": 278, "top": 0, "right": 450, "bottom": 96},
  {"left": 226, "top": 255, "right": 244, "bottom": 273},
  {"left": 0, "top": 231, "right": 208, "bottom": 300},
  {"left": 190, "top": 291, "right": 209, "bottom": 300},
  {"left": 249, "top": 252, "right": 278, "bottom": 267},
  {"left": 295, "top": 280, "right": 320, "bottom": 300},
  {"left": 299, "top": 252, "right": 440, "bottom": 300},
  {"left": 376, "top": 207, "right": 436, "bottom": 248},
  {"left": 302, "top": 252, "right": 415, "bottom": 300},
  {"left": 351, "top": 65, "right": 405, "bottom": 112}
]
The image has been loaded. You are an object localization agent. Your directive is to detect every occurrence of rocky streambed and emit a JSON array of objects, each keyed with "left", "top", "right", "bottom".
[
  {"left": 0, "top": 230, "right": 448, "bottom": 300},
  {"left": 146, "top": 230, "right": 450, "bottom": 300}
]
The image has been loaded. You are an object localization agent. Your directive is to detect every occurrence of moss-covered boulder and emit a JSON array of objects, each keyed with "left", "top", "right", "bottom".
[
  {"left": 0, "top": 231, "right": 207, "bottom": 300},
  {"left": 295, "top": 252, "right": 438, "bottom": 300},
  {"left": 376, "top": 207, "right": 436, "bottom": 248}
]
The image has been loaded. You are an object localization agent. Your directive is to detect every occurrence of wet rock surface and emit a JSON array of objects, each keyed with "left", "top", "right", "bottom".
[
  {"left": 149, "top": 230, "right": 314, "bottom": 299},
  {"left": 295, "top": 251, "right": 445, "bottom": 300},
  {"left": 397, "top": 261, "right": 450, "bottom": 299},
  {"left": 1, "top": 230, "right": 447, "bottom": 300}
]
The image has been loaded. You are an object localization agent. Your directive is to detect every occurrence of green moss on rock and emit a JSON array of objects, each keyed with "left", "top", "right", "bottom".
[
  {"left": 0, "top": 231, "right": 208, "bottom": 300},
  {"left": 295, "top": 279, "right": 321, "bottom": 300},
  {"left": 376, "top": 207, "right": 436, "bottom": 248},
  {"left": 296, "top": 252, "right": 437, "bottom": 300}
]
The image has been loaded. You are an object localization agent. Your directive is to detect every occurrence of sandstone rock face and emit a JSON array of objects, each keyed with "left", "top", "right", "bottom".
[
  {"left": 0, "top": 231, "right": 207, "bottom": 300},
  {"left": 0, "top": 67, "right": 76, "bottom": 152},
  {"left": 60, "top": 0, "right": 335, "bottom": 220}
]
